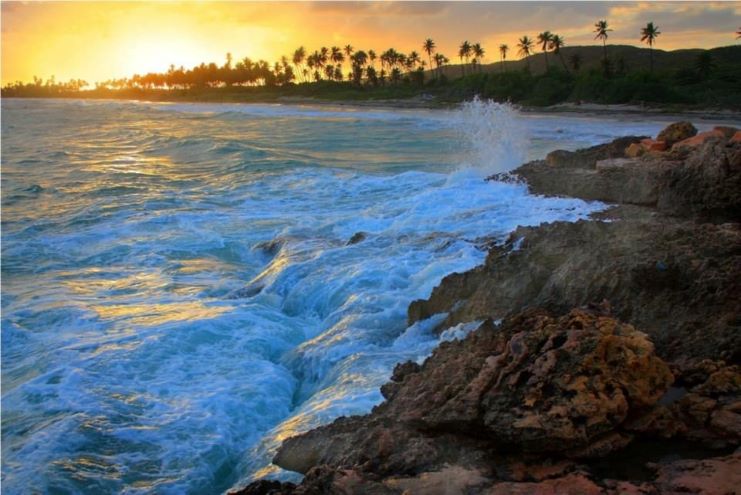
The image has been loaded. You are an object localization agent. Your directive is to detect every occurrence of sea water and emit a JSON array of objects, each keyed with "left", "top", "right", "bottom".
[{"left": 0, "top": 98, "right": 711, "bottom": 494}]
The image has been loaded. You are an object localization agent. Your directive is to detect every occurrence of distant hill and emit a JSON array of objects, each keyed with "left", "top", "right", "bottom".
[{"left": 433, "top": 44, "right": 741, "bottom": 79}]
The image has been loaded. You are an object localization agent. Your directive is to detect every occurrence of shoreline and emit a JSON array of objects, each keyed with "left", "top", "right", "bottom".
[
  {"left": 5, "top": 94, "right": 741, "bottom": 123},
  {"left": 233, "top": 122, "right": 741, "bottom": 494}
]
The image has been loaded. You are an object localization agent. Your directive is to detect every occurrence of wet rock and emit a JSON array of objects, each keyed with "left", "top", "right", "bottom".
[
  {"left": 408, "top": 217, "right": 741, "bottom": 362},
  {"left": 509, "top": 126, "right": 741, "bottom": 222},
  {"left": 657, "top": 121, "right": 697, "bottom": 146},
  {"left": 347, "top": 232, "right": 367, "bottom": 245},
  {"left": 273, "top": 309, "right": 673, "bottom": 479}
]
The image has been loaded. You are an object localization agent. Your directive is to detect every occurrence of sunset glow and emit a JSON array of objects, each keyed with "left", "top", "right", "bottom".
[{"left": 2, "top": 1, "right": 739, "bottom": 86}]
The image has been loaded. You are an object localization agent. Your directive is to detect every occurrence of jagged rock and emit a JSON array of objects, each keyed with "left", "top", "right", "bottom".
[
  {"left": 272, "top": 309, "right": 673, "bottom": 481},
  {"left": 671, "top": 128, "right": 726, "bottom": 150},
  {"left": 511, "top": 130, "right": 741, "bottom": 221},
  {"left": 657, "top": 137, "right": 741, "bottom": 220},
  {"left": 657, "top": 121, "right": 698, "bottom": 146},
  {"left": 650, "top": 452, "right": 741, "bottom": 494},
  {"left": 408, "top": 216, "right": 741, "bottom": 363},
  {"left": 486, "top": 473, "right": 604, "bottom": 495}
]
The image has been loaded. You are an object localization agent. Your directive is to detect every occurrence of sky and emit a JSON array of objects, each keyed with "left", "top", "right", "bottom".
[{"left": 2, "top": 1, "right": 739, "bottom": 85}]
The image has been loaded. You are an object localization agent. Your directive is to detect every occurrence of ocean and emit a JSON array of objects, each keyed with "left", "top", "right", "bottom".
[{"left": 0, "top": 98, "right": 707, "bottom": 493}]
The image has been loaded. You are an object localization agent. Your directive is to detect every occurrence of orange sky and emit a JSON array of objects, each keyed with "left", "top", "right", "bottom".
[{"left": 2, "top": 1, "right": 739, "bottom": 86}]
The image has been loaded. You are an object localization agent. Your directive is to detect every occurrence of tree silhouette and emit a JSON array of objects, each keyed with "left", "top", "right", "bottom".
[
  {"left": 472, "top": 43, "right": 485, "bottom": 73},
  {"left": 594, "top": 20, "right": 612, "bottom": 66},
  {"left": 293, "top": 47, "right": 306, "bottom": 82},
  {"left": 640, "top": 22, "right": 661, "bottom": 72},
  {"left": 459, "top": 40, "right": 472, "bottom": 76},
  {"left": 549, "top": 34, "right": 569, "bottom": 72},
  {"left": 499, "top": 44, "right": 508, "bottom": 73},
  {"left": 423, "top": 38, "right": 436, "bottom": 79},
  {"left": 537, "top": 31, "right": 553, "bottom": 69},
  {"left": 517, "top": 36, "right": 534, "bottom": 71}
]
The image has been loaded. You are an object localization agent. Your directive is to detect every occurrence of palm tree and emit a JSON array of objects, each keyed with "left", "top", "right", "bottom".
[
  {"left": 549, "top": 34, "right": 569, "bottom": 72},
  {"left": 459, "top": 40, "right": 472, "bottom": 76},
  {"left": 368, "top": 50, "right": 377, "bottom": 70},
  {"left": 331, "top": 46, "right": 344, "bottom": 74},
  {"left": 517, "top": 36, "right": 534, "bottom": 71},
  {"left": 537, "top": 31, "right": 553, "bottom": 69},
  {"left": 499, "top": 44, "right": 508, "bottom": 73},
  {"left": 472, "top": 43, "right": 485, "bottom": 73},
  {"left": 433, "top": 53, "right": 447, "bottom": 79},
  {"left": 344, "top": 44, "right": 354, "bottom": 58},
  {"left": 423, "top": 38, "right": 436, "bottom": 79},
  {"left": 293, "top": 46, "right": 306, "bottom": 82},
  {"left": 594, "top": 20, "right": 612, "bottom": 65},
  {"left": 640, "top": 22, "right": 661, "bottom": 72}
]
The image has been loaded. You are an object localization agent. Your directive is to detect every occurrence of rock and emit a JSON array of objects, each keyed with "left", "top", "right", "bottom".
[
  {"left": 273, "top": 309, "right": 673, "bottom": 479},
  {"left": 595, "top": 158, "right": 639, "bottom": 171},
  {"left": 486, "top": 473, "right": 604, "bottom": 495},
  {"left": 651, "top": 453, "right": 741, "bottom": 494},
  {"left": 671, "top": 128, "right": 726, "bottom": 150},
  {"left": 657, "top": 121, "right": 697, "bottom": 146},
  {"left": 658, "top": 137, "right": 741, "bottom": 221},
  {"left": 625, "top": 143, "right": 645, "bottom": 158},
  {"left": 408, "top": 217, "right": 741, "bottom": 363},
  {"left": 732, "top": 130, "right": 741, "bottom": 144},
  {"left": 227, "top": 479, "right": 296, "bottom": 495},
  {"left": 713, "top": 126, "right": 738, "bottom": 139},
  {"left": 347, "top": 232, "right": 367, "bottom": 245},
  {"left": 640, "top": 138, "right": 667, "bottom": 152}
]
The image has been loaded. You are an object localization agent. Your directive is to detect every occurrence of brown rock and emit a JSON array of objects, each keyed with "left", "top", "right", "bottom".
[
  {"left": 273, "top": 309, "right": 674, "bottom": 480},
  {"left": 485, "top": 473, "right": 604, "bottom": 495},
  {"left": 625, "top": 142, "right": 645, "bottom": 158},
  {"left": 671, "top": 129, "right": 725, "bottom": 150},
  {"left": 409, "top": 218, "right": 741, "bottom": 363},
  {"left": 713, "top": 126, "right": 738, "bottom": 138},
  {"left": 652, "top": 453, "right": 741, "bottom": 494},
  {"left": 657, "top": 121, "right": 697, "bottom": 146},
  {"left": 640, "top": 138, "right": 667, "bottom": 152},
  {"left": 732, "top": 130, "right": 741, "bottom": 144}
]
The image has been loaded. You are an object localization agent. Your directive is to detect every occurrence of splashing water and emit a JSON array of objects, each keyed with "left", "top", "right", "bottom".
[
  {"left": 455, "top": 97, "right": 527, "bottom": 174},
  {"left": 2, "top": 98, "right": 698, "bottom": 494}
]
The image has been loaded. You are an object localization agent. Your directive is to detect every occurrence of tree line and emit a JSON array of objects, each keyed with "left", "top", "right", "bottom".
[{"left": 3, "top": 21, "right": 739, "bottom": 95}]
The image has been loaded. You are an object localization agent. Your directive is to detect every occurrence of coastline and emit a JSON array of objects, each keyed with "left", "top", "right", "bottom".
[
  {"left": 232, "top": 122, "right": 741, "bottom": 494},
  {"left": 6, "top": 93, "right": 741, "bottom": 124}
]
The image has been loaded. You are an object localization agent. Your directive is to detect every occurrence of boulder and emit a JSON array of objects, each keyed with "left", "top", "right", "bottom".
[
  {"left": 657, "top": 121, "right": 697, "bottom": 146},
  {"left": 640, "top": 138, "right": 667, "bottom": 152},
  {"left": 273, "top": 309, "right": 674, "bottom": 479},
  {"left": 671, "top": 128, "right": 726, "bottom": 150},
  {"left": 409, "top": 218, "right": 741, "bottom": 363}
]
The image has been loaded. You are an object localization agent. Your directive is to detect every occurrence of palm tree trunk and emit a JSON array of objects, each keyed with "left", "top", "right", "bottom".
[
  {"left": 602, "top": 39, "right": 607, "bottom": 64},
  {"left": 649, "top": 44, "right": 653, "bottom": 72},
  {"left": 559, "top": 53, "right": 569, "bottom": 73}
]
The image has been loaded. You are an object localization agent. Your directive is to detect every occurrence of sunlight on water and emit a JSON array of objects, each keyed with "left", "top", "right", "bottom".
[{"left": 2, "top": 98, "right": 693, "bottom": 494}]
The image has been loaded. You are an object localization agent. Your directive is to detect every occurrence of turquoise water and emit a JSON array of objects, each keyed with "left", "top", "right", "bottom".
[{"left": 1, "top": 98, "right": 686, "bottom": 493}]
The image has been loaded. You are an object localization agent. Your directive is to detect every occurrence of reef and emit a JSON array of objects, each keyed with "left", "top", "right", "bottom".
[{"left": 232, "top": 122, "right": 741, "bottom": 494}]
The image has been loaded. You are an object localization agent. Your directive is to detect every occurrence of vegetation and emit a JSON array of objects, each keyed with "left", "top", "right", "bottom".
[
  {"left": 641, "top": 22, "right": 662, "bottom": 72},
  {"left": 3, "top": 23, "right": 740, "bottom": 111}
]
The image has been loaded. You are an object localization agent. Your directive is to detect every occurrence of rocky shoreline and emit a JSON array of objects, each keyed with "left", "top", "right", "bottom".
[{"left": 232, "top": 122, "right": 741, "bottom": 494}]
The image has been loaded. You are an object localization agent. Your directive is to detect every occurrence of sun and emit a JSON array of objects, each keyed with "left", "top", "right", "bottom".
[{"left": 118, "top": 36, "right": 217, "bottom": 77}]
